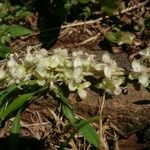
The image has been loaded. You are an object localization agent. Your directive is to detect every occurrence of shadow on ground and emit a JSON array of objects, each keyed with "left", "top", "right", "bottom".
[
  {"left": 0, "top": 135, "right": 45, "bottom": 150},
  {"left": 10, "top": 0, "right": 64, "bottom": 49}
]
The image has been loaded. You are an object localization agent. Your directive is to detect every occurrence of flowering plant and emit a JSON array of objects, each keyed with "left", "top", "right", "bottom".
[
  {"left": 129, "top": 47, "right": 150, "bottom": 87},
  {"left": 0, "top": 46, "right": 149, "bottom": 149},
  {"left": 0, "top": 46, "right": 149, "bottom": 99}
]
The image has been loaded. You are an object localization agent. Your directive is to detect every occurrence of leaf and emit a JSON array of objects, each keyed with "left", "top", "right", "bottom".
[
  {"left": 62, "top": 104, "right": 76, "bottom": 124},
  {"left": 101, "top": 0, "right": 117, "bottom": 15},
  {"left": 81, "top": 6, "right": 91, "bottom": 19},
  {"left": 0, "top": 43, "right": 11, "bottom": 59},
  {"left": 7, "top": 25, "right": 32, "bottom": 37},
  {"left": 53, "top": 86, "right": 100, "bottom": 148},
  {"left": 105, "top": 31, "right": 135, "bottom": 45},
  {"left": 0, "top": 92, "right": 35, "bottom": 122},
  {"left": 10, "top": 111, "right": 21, "bottom": 150},
  {"left": 10, "top": 111, "right": 21, "bottom": 134},
  {"left": 73, "top": 119, "right": 100, "bottom": 148}
]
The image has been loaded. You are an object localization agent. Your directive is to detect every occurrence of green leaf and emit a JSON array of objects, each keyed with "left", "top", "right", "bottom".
[
  {"left": 81, "top": 6, "right": 91, "bottom": 19},
  {"left": 10, "top": 111, "right": 21, "bottom": 150},
  {"left": 105, "top": 31, "right": 135, "bottom": 45},
  {"left": 0, "top": 92, "right": 35, "bottom": 122},
  {"left": 7, "top": 25, "right": 32, "bottom": 37},
  {"left": 101, "top": 0, "right": 117, "bottom": 15},
  {"left": 0, "top": 43, "right": 11, "bottom": 59},
  {"left": 10, "top": 111, "right": 21, "bottom": 134},
  {"left": 74, "top": 119, "right": 100, "bottom": 148},
  {"left": 62, "top": 104, "right": 76, "bottom": 124},
  {"left": 53, "top": 86, "right": 76, "bottom": 123},
  {"left": 53, "top": 86, "right": 100, "bottom": 148}
]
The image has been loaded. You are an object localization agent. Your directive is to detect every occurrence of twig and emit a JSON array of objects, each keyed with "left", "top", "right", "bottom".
[{"left": 99, "top": 93, "right": 109, "bottom": 150}]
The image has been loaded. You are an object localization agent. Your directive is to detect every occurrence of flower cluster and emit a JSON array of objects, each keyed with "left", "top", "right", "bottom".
[
  {"left": 129, "top": 47, "right": 150, "bottom": 87},
  {"left": 0, "top": 47, "right": 149, "bottom": 99}
]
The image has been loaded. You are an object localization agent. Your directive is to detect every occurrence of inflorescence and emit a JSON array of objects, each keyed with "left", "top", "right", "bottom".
[{"left": 0, "top": 47, "right": 149, "bottom": 99}]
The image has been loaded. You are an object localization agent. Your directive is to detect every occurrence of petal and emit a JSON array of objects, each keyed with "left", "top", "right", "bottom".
[
  {"left": 132, "top": 60, "right": 142, "bottom": 72},
  {"left": 113, "top": 87, "right": 122, "bottom": 95},
  {"left": 94, "top": 63, "right": 104, "bottom": 71},
  {"left": 77, "top": 89, "right": 87, "bottom": 99},
  {"left": 37, "top": 79, "right": 46, "bottom": 86},
  {"left": 73, "top": 67, "right": 83, "bottom": 83},
  {"left": 139, "top": 74, "right": 149, "bottom": 87},
  {"left": 49, "top": 55, "right": 60, "bottom": 68},
  {"left": 104, "top": 66, "right": 112, "bottom": 79},
  {"left": 80, "top": 81, "right": 91, "bottom": 89},
  {"left": 102, "top": 53, "right": 110, "bottom": 63},
  {"left": 68, "top": 81, "right": 77, "bottom": 91},
  {"left": 73, "top": 57, "right": 82, "bottom": 68}
]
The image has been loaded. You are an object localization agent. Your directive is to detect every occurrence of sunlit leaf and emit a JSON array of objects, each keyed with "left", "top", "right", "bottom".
[
  {"left": 7, "top": 25, "right": 32, "bottom": 37},
  {"left": 73, "top": 119, "right": 100, "bottom": 148},
  {"left": 105, "top": 31, "right": 135, "bottom": 45},
  {"left": 0, "top": 92, "right": 35, "bottom": 122}
]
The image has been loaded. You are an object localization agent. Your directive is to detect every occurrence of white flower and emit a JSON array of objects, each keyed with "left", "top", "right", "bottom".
[
  {"left": 0, "top": 68, "right": 6, "bottom": 80},
  {"left": 10, "top": 65, "right": 26, "bottom": 79},
  {"left": 25, "top": 49, "right": 34, "bottom": 63},
  {"left": 37, "top": 79, "right": 46, "bottom": 86},
  {"left": 139, "top": 47, "right": 150, "bottom": 58},
  {"left": 73, "top": 57, "right": 82, "bottom": 68},
  {"left": 139, "top": 73, "right": 149, "bottom": 87},
  {"left": 132, "top": 60, "right": 143, "bottom": 72},
  {"left": 94, "top": 63, "right": 104, "bottom": 71},
  {"left": 98, "top": 77, "right": 124, "bottom": 95},
  {"left": 36, "top": 65, "right": 48, "bottom": 78},
  {"left": 7, "top": 56, "right": 18, "bottom": 68},
  {"left": 53, "top": 48, "right": 68, "bottom": 57},
  {"left": 77, "top": 81, "right": 91, "bottom": 99},
  {"left": 68, "top": 81, "right": 91, "bottom": 99},
  {"left": 77, "top": 89, "right": 87, "bottom": 99},
  {"left": 73, "top": 67, "right": 83, "bottom": 83},
  {"left": 68, "top": 80, "right": 77, "bottom": 91},
  {"left": 102, "top": 53, "right": 118, "bottom": 79},
  {"left": 49, "top": 55, "right": 60, "bottom": 68},
  {"left": 129, "top": 59, "right": 149, "bottom": 87}
]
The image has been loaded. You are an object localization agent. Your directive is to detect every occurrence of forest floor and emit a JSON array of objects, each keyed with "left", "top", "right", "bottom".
[{"left": 0, "top": 0, "right": 150, "bottom": 149}]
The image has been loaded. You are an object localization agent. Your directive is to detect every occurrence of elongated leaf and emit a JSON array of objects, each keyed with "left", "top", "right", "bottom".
[
  {"left": 7, "top": 25, "right": 32, "bottom": 37},
  {"left": 53, "top": 86, "right": 100, "bottom": 148},
  {"left": 0, "top": 84, "right": 19, "bottom": 108},
  {"left": 0, "top": 43, "right": 11, "bottom": 59},
  {"left": 10, "top": 111, "right": 21, "bottom": 134},
  {"left": 53, "top": 87, "right": 76, "bottom": 123},
  {"left": 10, "top": 111, "right": 21, "bottom": 150},
  {"left": 0, "top": 80, "right": 39, "bottom": 108},
  {"left": 62, "top": 104, "right": 76, "bottom": 124},
  {"left": 0, "top": 92, "right": 35, "bottom": 122},
  {"left": 74, "top": 119, "right": 100, "bottom": 148}
]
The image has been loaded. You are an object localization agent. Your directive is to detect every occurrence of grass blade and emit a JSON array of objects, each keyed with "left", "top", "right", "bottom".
[{"left": 9, "top": 110, "right": 21, "bottom": 150}]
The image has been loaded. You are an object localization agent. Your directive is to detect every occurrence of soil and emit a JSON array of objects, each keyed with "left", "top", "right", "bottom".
[{"left": 0, "top": 0, "right": 150, "bottom": 149}]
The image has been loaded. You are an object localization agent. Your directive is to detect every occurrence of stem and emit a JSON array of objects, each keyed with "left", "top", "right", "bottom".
[{"left": 99, "top": 93, "right": 109, "bottom": 150}]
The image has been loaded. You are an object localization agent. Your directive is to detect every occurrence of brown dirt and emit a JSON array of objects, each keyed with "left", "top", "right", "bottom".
[{"left": 0, "top": 0, "right": 150, "bottom": 149}]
